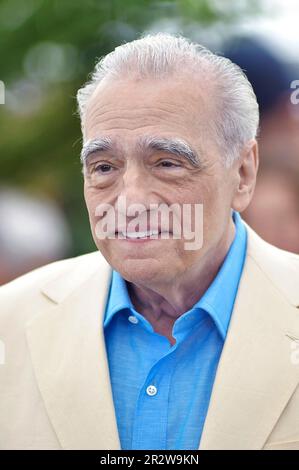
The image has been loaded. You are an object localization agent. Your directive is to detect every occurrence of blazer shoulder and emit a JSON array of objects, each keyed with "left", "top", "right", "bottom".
[
  {"left": 1, "top": 251, "right": 101, "bottom": 293},
  {"left": 245, "top": 222, "right": 299, "bottom": 307},
  {"left": 0, "top": 251, "right": 105, "bottom": 323}
]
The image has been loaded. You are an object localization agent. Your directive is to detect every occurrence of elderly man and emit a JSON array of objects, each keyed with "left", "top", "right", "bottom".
[{"left": 1, "top": 33, "right": 299, "bottom": 451}]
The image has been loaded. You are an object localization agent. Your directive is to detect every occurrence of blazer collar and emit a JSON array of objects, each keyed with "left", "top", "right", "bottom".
[{"left": 26, "top": 226, "right": 299, "bottom": 450}]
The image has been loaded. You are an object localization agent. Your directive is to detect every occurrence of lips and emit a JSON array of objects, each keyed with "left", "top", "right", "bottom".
[
  {"left": 118, "top": 229, "right": 159, "bottom": 239},
  {"left": 115, "top": 228, "right": 172, "bottom": 239}
]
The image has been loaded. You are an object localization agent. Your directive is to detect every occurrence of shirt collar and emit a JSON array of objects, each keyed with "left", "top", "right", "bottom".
[
  {"left": 103, "top": 268, "right": 133, "bottom": 328},
  {"left": 190, "top": 210, "right": 247, "bottom": 339},
  {"left": 104, "top": 210, "right": 247, "bottom": 338}
]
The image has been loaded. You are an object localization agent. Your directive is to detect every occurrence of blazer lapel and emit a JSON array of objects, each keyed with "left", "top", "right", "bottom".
[
  {"left": 199, "top": 227, "right": 299, "bottom": 449},
  {"left": 26, "top": 253, "right": 120, "bottom": 450}
]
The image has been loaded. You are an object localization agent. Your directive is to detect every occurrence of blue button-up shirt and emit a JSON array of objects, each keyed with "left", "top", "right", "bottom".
[{"left": 103, "top": 211, "right": 247, "bottom": 450}]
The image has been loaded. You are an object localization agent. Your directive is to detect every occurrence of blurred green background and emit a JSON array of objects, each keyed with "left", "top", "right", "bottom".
[{"left": 0, "top": 0, "right": 261, "bottom": 258}]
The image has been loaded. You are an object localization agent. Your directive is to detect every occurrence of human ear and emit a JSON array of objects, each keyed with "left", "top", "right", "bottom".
[{"left": 231, "top": 139, "right": 259, "bottom": 213}]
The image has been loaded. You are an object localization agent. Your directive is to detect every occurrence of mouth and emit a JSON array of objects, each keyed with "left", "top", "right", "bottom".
[{"left": 115, "top": 229, "right": 171, "bottom": 241}]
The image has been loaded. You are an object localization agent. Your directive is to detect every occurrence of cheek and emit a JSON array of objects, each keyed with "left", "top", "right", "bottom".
[
  {"left": 84, "top": 192, "right": 107, "bottom": 247},
  {"left": 177, "top": 180, "right": 219, "bottom": 225},
  {"left": 83, "top": 183, "right": 93, "bottom": 211},
  {"left": 190, "top": 177, "right": 230, "bottom": 242},
  {"left": 84, "top": 197, "right": 97, "bottom": 227},
  {"left": 84, "top": 184, "right": 103, "bottom": 219},
  {"left": 201, "top": 173, "right": 230, "bottom": 209}
]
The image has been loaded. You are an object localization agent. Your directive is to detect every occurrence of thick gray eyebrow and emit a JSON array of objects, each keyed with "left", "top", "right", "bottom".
[
  {"left": 80, "top": 137, "right": 113, "bottom": 164},
  {"left": 138, "top": 135, "right": 202, "bottom": 168},
  {"left": 80, "top": 135, "right": 203, "bottom": 168}
]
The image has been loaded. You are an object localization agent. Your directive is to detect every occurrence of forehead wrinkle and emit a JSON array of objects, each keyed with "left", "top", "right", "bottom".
[
  {"left": 85, "top": 99, "right": 193, "bottom": 130},
  {"left": 87, "top": 108, "right": 186, "bottom": 130}
]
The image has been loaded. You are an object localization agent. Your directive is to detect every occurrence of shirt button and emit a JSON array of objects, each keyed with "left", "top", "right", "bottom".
[
  {"left": 128, "top": 315, "right": 139, "bottom": 324},
  {"left": 146, "top": 385, "right": 157, "bottom": 396}
]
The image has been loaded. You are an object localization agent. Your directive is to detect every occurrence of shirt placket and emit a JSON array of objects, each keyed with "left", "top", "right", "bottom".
[{"left": 131, "top": 349, "right": 176, "bottom": 450}]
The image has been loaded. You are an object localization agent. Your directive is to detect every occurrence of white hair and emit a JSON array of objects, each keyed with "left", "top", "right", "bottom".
[{"left": 76, "top": 32, "right": 259, "bottom": 166}]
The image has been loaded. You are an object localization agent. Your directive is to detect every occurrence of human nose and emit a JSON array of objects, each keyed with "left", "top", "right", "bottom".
[{"left": 118, "top": 163, "right": 152, "bottom": 208}]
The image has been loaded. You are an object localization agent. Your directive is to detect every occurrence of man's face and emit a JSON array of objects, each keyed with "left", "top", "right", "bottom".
[{"left": 83, "top": 74, "right": 238, "bottom": 285}]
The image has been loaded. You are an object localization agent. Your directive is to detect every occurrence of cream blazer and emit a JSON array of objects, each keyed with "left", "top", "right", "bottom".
[{"left": 0, "top": 223, "right": 299, "bottom": 450}]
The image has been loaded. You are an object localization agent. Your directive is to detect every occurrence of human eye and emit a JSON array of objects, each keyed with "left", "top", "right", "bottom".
[
  {"left": 157, "top": 160, "right": 181, "bottom": 168},
  {"left": 94, "top": 163, "right": 115, "bottom": 174}
]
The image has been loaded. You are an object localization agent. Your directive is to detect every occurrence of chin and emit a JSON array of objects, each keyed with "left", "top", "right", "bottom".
[{"left": 111, "top": 257, "right": 169, "bottom": 285}]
